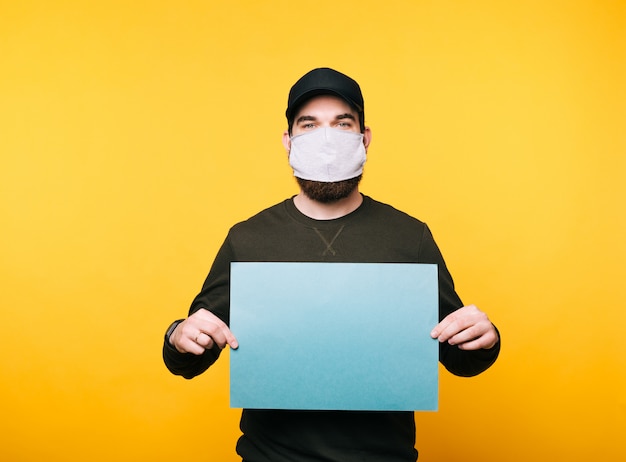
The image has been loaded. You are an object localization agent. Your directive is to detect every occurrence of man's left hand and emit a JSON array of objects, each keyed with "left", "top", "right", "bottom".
[{"left": 430, "top": 304, "right": 499, "bottom": 350}]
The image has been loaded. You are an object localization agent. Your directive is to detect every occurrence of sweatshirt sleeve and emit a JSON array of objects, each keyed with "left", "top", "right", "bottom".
[
  {"left": 419, "top": 224, "right": 500, "bottom": 377},
  {"left": 162, "top": 235, "right": 235, "bottom": 379}
]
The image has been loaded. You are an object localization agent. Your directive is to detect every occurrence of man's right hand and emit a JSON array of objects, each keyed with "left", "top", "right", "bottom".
[{"left": 168, "top": 308, "right": 238, "bottom": 355}]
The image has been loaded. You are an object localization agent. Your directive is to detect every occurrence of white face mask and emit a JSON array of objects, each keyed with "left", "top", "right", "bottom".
[{"left": 288, "top": 128, "right": 367, "bottom": 182}]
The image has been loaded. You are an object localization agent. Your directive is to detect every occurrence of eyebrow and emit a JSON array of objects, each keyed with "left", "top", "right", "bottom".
[
  {"left": 336, "top": 113, "right": 356, "bottom": 121},
  {"left": 295, "top": 113, "right": 356, "bottom": 125},
  {"left": 295, "top": 115, "right": 317, "bottom": 125}
]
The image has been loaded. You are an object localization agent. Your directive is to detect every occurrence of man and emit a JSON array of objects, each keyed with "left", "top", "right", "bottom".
[{"left": 163, "top": 67, "right": 500, "bottom": 461}]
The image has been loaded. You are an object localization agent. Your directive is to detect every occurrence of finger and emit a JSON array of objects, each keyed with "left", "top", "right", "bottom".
[
  {"left": 456, "top": 331, "right": 498, "bottom": 350},
  {"left": 211, "top": 327, "right": 239, "bottom": 349},
  {"left": 199, "top": 320, "right": 239, "bottom": 350},
  {"left": 443, "top": 319, "right": 499, "bottom": 349},
  {"left": 195, "top": 331, "right": 215, "bottom": 350},
  {"left": 430, "top": 308, "right": 466, "bottom": 340},
  {"left": 431, "top": 305, "right": 485, "bottom": 342},
  {"left": 431, "top": 313, "right": 465, "bottom": 342},
  {"left": 175, "top": 335, "right": 208, "bottom": 355},
  {"left": 169, "top": 320, "right": 206, "bottom": 355},
  {"left": 223, "top": 327, "right": 238, "bottom": 349},
  {"left": 208, "top": 319, "right": 238, "bottom": 349},
  {"left": 193, "top": 309, "right": 239, "bottom": 349}
]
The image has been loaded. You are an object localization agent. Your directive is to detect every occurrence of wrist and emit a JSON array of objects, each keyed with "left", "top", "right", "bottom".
[{"left": 165, "top": 319, "right": 184, "bottom": 346}]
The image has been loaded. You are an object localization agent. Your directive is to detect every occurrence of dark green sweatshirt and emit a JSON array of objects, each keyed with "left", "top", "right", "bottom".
[{"left": 163, "top": 195, "right": 500, "bottom": 461}]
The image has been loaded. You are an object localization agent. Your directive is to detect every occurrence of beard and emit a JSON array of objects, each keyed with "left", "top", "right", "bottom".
[{"left": 296, "top": 175, "right": 362, "bottom": 203}]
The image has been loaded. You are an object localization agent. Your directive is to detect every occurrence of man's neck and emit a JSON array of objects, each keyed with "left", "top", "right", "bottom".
[{"left": 293, "top": 189, "right": 363, "bottom": 220}]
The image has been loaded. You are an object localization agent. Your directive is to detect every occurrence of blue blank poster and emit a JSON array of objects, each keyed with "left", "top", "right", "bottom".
[{"left": 229, "top": 262, "right": 439, "bottom": 411}]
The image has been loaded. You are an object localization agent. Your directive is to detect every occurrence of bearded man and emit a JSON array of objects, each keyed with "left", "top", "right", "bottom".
[{"left": 163, "top": 67, "right": 500, "bottom": 462}]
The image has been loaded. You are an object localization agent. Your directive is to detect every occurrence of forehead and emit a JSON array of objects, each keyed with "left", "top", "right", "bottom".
[{"left": 294, "top": 94, "right": 357, "bottom": 118}]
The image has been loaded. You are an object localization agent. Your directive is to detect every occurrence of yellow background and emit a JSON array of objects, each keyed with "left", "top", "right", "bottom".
[{"left": 1, "top": 1, "right": 624, "bottom": 460}]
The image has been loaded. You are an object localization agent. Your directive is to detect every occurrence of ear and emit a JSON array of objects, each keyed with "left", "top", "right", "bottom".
[
  {"left": 282, "top": 130, "right": 291, "bottom": 155},
  {"left": 363, "top": 126, "right": 372, "bottom": 151}
]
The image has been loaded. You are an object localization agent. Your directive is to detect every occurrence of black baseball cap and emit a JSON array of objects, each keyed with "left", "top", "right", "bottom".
[{"left": 285, "top": 68, "right": 364, "bottom": 122}]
